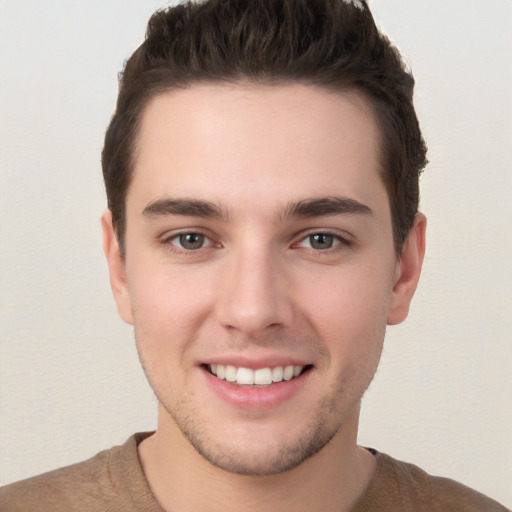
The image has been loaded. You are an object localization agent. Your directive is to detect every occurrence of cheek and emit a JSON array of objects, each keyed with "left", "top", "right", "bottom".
[
  {"left": 301, "top": 263, "right": 393, "bottom": 328},
  {"left": 126, "top": 260, "right": 215, "bottom": 350},
  {"left": 296, "top": 261, "right": 393, "bottom": 363},
  {"left": 129, "top": 271, "right": 213, "bottom": 392}
]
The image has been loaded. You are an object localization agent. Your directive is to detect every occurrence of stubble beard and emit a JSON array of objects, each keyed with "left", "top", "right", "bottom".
[
  {"left": 150, "top": 364, "right": 378, "bottom": 476},
  {"left": 135, "top": 325, "right": 385, "bottom": 476},
  {"left": 162, "top": 393, "right": 342, "bottom": 476}
]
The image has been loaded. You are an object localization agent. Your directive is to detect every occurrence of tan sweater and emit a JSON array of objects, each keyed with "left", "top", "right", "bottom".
[{"left": 0, "top": 433, "right": 508, "bottom": 511}]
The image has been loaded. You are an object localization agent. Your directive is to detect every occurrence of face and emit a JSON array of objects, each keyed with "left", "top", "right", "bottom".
[{"left": 103, "top": 83, "right": 424, "bottom": 475}]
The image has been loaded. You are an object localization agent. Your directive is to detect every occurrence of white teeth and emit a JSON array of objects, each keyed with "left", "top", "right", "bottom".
[
  {"left": 254, "top": 368, "right": 273, "bottom": 385},
  {"left": 225, "top": 365, "right": 237, "bottom": 382},
  {"left": 209, "top": 364, "right": 305, "bottom": 386},
  {"left": 283, "top": 365, "right": 294, "bottom": 381},
  {"left": 236, "top": 367, "right": 254, "bottom": 385},
  {"left": 271, "top": 366, "right": 283, "bottom": 382}
]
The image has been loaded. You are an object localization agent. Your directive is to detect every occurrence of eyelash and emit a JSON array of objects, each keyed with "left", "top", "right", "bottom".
[
  {"left": 293, "top": 230, "right": 352, "bottom": 253},
  {"left": 161, "top": 230, "right": 218, "bottom": 254},
  {"left": 160, "top": 229, "right": 351, "bottom": 255}
]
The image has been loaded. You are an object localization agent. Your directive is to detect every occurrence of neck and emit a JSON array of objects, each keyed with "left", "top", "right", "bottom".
[{"left": 138, "top": 403, "right": 376, "bottom": 512}]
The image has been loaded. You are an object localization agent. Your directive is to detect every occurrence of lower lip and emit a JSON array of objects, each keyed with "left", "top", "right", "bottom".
[{"left": 202, "top": 367, "right": 311, "bottom": 410}]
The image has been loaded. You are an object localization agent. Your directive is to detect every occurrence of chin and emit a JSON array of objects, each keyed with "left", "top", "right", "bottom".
[
  {"left": 164, "top": 401, "right": 342, "bottom": 476},
  {"left": 193, "top": 429, "right": 337, "bottom": 476}
]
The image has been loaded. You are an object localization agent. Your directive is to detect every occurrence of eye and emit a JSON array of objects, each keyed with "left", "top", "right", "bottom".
[
  {"left": 297, "top": 233, "right": 344, "bottom": 250},
  {"left": 169, "top": 232, "right": 212, "bottom": 251}
]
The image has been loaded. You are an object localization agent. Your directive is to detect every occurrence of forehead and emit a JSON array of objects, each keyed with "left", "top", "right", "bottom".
[{"left": 128, "top": 83, "right": 386, "bottom": 216}]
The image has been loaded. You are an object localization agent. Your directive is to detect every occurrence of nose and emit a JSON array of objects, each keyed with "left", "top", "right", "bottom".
[{"left": 215, "top": 245, "right": 294, "bottom": 337}]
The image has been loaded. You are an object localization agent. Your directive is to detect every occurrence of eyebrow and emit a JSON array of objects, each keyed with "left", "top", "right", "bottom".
[
  {"left": 142, "top": 195, "right": 373, "bottom": 221},
  {"left": 280, "top": 196, "right": 373, "bottom": 220},
  {"left": 142, "top": 198, "right": 228, "bottom": 219}
]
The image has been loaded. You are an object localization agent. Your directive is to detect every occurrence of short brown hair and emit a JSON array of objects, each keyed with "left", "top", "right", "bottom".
[{"left": 102, "top": 0, "right": 427, "bottom": 254}]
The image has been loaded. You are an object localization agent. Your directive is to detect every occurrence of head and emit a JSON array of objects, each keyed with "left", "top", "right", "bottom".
[
  {"left": 101, "top": 0, "right": 427, "bottom": 477},
  {"left": 102, "top": 0, "right": 427, "bottom": 256}
]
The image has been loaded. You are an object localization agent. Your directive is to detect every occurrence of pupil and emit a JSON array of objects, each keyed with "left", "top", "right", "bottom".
[
  {"left": 310, "top": 234, "right": 333, "bottom": 249},
  {"left": 180, "top": 233, "right": 204, "bottom": 249}
]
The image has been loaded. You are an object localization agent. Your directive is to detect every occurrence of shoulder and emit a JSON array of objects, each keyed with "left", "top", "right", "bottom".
[
  {"left": 0, "top": 433, "right": 157, "bottom": 512},
  {"left": 353, "top": 450, "right": 510, "bottom": 512}
]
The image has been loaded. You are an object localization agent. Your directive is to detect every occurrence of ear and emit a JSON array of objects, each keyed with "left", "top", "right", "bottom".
[
  {"left": 387, "top": 213, "right": 426, "bottom": 325},
  {"left": 101, "top": 210, "right": 134, "bottom": 325}
]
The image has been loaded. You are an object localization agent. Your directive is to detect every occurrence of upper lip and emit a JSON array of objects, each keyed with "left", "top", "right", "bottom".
[{"left": 200, "top": 355, "right": 312, "bottom": 369}]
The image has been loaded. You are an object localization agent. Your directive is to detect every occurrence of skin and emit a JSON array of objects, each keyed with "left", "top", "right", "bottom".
[{"left": 102, "top": 83, "right": 426, "bottom": 512}]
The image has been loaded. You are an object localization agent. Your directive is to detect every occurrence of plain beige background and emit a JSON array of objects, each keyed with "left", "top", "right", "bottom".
[{"left": 0, "top": 0, "right": 511, "bottom": 506}]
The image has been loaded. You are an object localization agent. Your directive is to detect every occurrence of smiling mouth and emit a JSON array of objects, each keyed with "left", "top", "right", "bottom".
[{"left": 206, "top": 364, "right": 312, "bottom": 387}]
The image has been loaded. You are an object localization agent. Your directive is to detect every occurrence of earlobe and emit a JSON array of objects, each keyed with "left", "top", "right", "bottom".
[
  {"left": 387, "top": 213, "right": 426, "bottom": 325},
  {"left": 101, "top": 210, "right": 134, "bottom": 325}
]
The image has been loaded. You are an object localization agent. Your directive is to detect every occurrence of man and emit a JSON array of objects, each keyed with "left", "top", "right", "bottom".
[{"left": 0, "top": 0, "right": 508, "bottom": 511}]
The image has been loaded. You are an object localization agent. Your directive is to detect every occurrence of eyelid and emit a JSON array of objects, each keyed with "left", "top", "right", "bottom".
[
  {"left": 160, "top": 228, "right": 220, "bottom": 252},
  {"left": 158, "top": 227, "right": 352, "bottom": 253},
  {"left": 291, "top": 228, "right": 354, "bottom": 261},
  {"left": 295, "top": 228, "right": 352, "bottom": 243},
  {"left": 296, "top": 234, "right": 341, "bottom": 249}
]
